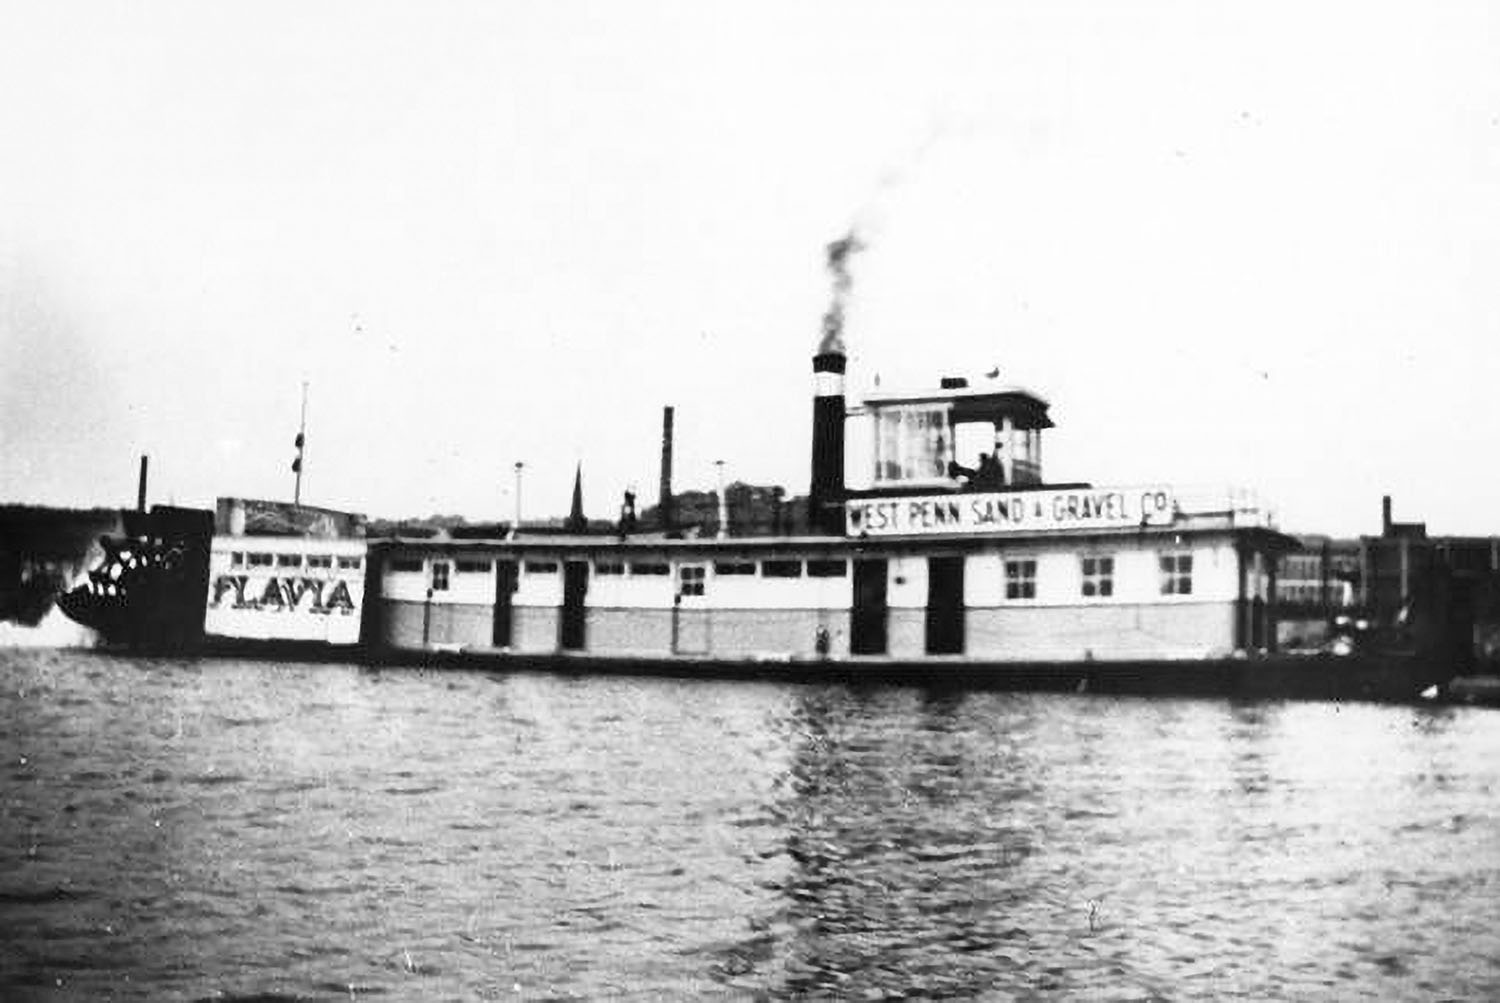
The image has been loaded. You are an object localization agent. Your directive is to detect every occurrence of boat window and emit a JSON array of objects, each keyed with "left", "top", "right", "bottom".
[
  {"left": 1160, "top": 552, "right": 1193, "bottom": 595},
  {"left": 1004, "top": 559, "right": 1037, "bottom": 600},
  {"left": 247, "top": 553, "right": 274, "bottom": 568},
  {"left": 1081, "top": 556, "right": 1115, "bottom": 598},
  {"left": 390, "top": 557, "right": 423, "bottom": 573},
  {"left": 595, "top": 560, "right": 626, "bottom": 575},
  {"left": 230, "top": 551, "right": 245, "bottom": 567},
  {"left": 679, "top": 565, "right": 706, "bottom": 596},
  {"left": 525, "top": 561, "right": 559, "bottom": 574},
  {"left": 456, "top": 559, "right": 492, "bottom": 573},
  {"left": 306, "top": 555, "right": 333, "bottom": 569},
  {"left": 630, "top": 562, "right": 670, "bottom": 576},
  {"left": 337, "top": 556, "right": 362, "bottom": 570},
  {"left": 874, "top": 405, "right": 952, "bottom": 483},
  {"left": 277, "top": 554, "right": 302, "bottom": 568},
  {"left": 807, "top": 559, "right": 847, "bottom": 578},
  {"left": 762, "top": 559, "right": 803, "bottom": 578},
  {"left": 431, "top": 561, "right": 450, "bottom": 591},
  {"left": 713, "top": 561, "right": 756, "bottom": 576}
]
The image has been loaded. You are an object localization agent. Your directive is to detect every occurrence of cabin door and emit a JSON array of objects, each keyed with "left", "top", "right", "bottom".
[
  {"left": 672, "top": 563, "right": 709, "bottom": 655},
  {"left": 559, "top": 560, "right": 589, "bottom": 651},
  {"left": 851, "top": 559, "right": 889, "bottom": 655},
  {"left": 492, "top": 560, "right": 518, "bottom": 648},
  {"left": 926, "top": 555, "right": 966, "bottom": 655}
]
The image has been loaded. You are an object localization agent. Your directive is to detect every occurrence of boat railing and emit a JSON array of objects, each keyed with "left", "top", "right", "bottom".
[{"left": 1169, "top": 484, "right": 1278, "bottom": 530}]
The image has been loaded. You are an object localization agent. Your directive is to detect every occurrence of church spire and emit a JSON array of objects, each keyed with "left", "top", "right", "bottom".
[{"left": 565, "top": 463, "right": 586, "bottom": 533}]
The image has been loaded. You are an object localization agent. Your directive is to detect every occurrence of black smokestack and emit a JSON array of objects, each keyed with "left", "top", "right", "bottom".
[
  {"left": 810, "top": 233, "right": 859, "bottom": 536},
  {"left": 659, "top": 406, "right": 675, "bottom": 534},
  {"left": 137, "top": 454, "right": 149, "bottom": 513}
]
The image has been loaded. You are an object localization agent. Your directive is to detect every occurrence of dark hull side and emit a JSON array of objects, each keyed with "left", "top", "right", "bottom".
[{"left": 84, "top": 636, "right": 1457, "bottom": 705}]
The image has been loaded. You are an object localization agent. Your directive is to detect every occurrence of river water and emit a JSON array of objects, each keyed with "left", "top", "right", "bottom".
[{"left": 2, "top": 648, "right": 1499, "bottom": 1001}]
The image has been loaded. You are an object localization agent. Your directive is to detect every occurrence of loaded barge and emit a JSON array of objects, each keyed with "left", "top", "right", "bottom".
[{"left": 58, "top": 344, "right": 1459, "bottom": 702}]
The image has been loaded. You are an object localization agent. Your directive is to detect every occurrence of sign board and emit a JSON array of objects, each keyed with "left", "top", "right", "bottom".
[
  {"left": 845, "top": 487, "right": 1175, "bottom": 537},
  {"left": 204, "top": 538, "right": 367, "bottom": 644}
]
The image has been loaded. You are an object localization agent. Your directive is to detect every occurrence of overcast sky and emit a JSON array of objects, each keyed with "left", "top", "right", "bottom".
[{"left": 2, "top": 2, "right": 1497, "bottom": 536}]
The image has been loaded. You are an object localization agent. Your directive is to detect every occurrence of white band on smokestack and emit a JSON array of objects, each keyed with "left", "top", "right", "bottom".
[{"left": 814, "top": 370, "right": 845, "bottom": 397}]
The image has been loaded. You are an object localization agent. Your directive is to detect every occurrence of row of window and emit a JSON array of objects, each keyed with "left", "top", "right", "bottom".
[
  {"left": 388, "top": 553, "right": 1198, "bottom": 595},
  {"left": 1003, "top": 553, "right": 1193, "bottom": 600},
  {"left": 230, "top": 552, "right": 362, "bottom": 570},
  {"left": 387, "top": 557, "right": 853, "bottom": 579}
]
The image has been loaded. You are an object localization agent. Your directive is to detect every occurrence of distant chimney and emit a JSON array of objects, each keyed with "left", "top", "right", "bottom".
[
  {"left": 659, "top": 406, "right": 675, "bottom": 534},
  {"left": 809, "top": 351, "right": 847, "bottom": 535},
  {"left": 1382, "top": 494, "right": 1392, "bottom": 536},
  {"left": 137, "top": 455, "right": 149, "bottom": 513}
]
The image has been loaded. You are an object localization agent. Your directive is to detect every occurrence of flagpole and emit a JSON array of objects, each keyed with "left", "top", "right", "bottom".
[{"left": 294, "top": 381, "right": 308, "bottom": 508}]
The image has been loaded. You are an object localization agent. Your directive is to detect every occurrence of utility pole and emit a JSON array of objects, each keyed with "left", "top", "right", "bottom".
[{"left": 511, "top": 461, "right": 524, "bottom": 539}]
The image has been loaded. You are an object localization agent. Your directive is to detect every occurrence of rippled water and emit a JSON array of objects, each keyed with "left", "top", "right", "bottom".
[{"left": 3, "top": 649, "right": 1499, "bottom": 1001}]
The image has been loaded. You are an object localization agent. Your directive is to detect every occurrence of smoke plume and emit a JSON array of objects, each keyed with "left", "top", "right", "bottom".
[{"left": 818, "top": 231, "right": 865, "bottom": 355}]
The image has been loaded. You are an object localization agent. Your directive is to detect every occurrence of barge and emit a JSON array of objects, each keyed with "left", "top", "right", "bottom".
[{"left": 59, "top": 344, "right": 1459, "bottom": 702}]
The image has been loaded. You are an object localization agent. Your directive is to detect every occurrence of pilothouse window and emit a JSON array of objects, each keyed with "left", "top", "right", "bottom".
[{"left": 874, "top": 406, "right": 951, "bottom": 483}]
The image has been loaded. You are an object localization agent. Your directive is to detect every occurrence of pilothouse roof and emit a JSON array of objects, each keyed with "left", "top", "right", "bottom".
[{"left": 859, "top": 377, "right": 1053, "bottom": 430}]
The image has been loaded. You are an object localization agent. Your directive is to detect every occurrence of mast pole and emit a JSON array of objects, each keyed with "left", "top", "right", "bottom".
[{"left": 294, "top": 381, "right": 308, "bottom": 508}]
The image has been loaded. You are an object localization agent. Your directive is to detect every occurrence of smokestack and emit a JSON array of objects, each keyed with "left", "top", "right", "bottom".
[
  {"left": 659, "top": 406, "right": 675, "bottom": 534},
  {"left": 1382, "top": 494, "right": 1393, "bottom": 536},
  {"left": 137, "top": 455, "right": 149, "bottom": 513},
  {"left": 809, "top": 233, "right": 861, "bottom": 536},
  {"left": 810, "top": 351, "right": 846, "bottom": 535}
]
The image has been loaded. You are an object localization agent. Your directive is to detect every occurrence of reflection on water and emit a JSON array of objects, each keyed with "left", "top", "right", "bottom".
[{"left": 2, "top": 649, "right": 1499, "bottom": 1000}]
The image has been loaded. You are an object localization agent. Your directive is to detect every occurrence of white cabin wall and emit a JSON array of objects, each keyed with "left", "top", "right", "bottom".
[
  {"left": 447, "top": 564, "right": 496, "bottom": 605},
  {"left": 514, "top": 564, "right": 563, "bottom": 608},
  {"left": 383, "top": 568, "right": 432, "bottom": 603},
  {"left": 886, "top": 557, "right": 928, "bottom": 609},
  {"left": 371, "top": 533, "right": 1254, "bottom": 660},
  {"left": 710, "top": 573, "right": 852, "bottom": 611},
  {"left": 954, "top": 537, "right": 1241, "bottom": 608}
]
